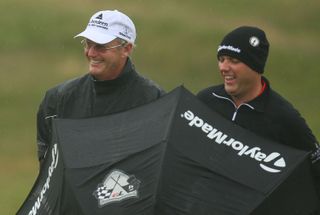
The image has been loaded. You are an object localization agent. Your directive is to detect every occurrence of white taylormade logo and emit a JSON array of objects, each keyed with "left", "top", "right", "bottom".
[
  {"left": 181, "top": 110, "right": 286, "bottom": 173},
  {"left": 28, "top": 144, "right": 59, "bottom": 215},
  {"left": 217, "top": 45, "right": 241, "bottom": 53}
]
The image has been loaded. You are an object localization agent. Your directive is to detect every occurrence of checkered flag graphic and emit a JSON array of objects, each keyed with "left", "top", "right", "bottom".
[
  {"left": 94, "top": 185, "right": 111, "bottom": 200},
  {"left": 93, "top": 170, "right": 140, "bottom": 207}
]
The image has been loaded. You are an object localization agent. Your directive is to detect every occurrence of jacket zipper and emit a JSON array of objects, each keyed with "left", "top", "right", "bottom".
[{"left": 212, "top": 93, "right": 255, "bottom": 121}]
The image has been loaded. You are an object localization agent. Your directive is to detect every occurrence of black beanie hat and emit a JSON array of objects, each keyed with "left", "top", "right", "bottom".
[{"left": 217, "top": 26, "right": 269, "bottom": 73}]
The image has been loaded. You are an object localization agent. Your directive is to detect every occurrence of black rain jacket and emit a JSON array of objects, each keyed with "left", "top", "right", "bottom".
[
  {"left": 37, "top": 58, "right": 165, "bottom": 161},
  {"left": 197, "top": 76, "right": 320, "bottom": 203}
]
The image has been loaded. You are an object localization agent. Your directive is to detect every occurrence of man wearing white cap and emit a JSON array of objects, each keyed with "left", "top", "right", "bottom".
[{"left": 36, "top": 10, "right": 165, "bottom": 163}]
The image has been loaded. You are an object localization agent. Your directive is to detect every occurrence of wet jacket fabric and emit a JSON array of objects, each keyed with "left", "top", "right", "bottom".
[
  {"left": 37, "top": 59, "right": 165, "bottom": 161},
  {"left": 197, "top": 76, "right": 320, "bottom": 203}
]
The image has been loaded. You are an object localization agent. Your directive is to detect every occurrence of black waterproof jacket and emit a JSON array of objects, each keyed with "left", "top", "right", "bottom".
[
  {"left": 37, "top": 59, "right": 165, "bottom": 161},
  {"left": 197, "top": 76, "right": 320, "bottom": 204}
]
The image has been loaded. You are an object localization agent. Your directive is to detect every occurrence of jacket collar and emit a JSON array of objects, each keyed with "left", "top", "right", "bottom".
[
  {"left": 247, "top": 76, "right": 270, "bottom": 112},
  {"left": 212, "top": 76, "right": 270, "bottom": 112},
  {"left": 91, "top": 58, "right": 137, "bottom": 94},
  {"left": 91, "top": 57, "right": 135, "bottom": 81}
]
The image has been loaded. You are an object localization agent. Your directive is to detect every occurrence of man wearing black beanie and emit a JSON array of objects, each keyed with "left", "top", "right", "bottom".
[{"left": 197, "top": 26, "right": 320, "bottom": 213}]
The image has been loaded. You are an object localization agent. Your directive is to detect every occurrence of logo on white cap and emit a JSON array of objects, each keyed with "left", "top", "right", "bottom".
[
  {"left": 74, "top": 10, "right": 136, "bottom": 44},
  {"left": 96, "top": 13, "right": 103, "bottom": 20}
]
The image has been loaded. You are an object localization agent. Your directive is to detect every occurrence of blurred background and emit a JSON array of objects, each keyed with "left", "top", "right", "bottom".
[{"left": 1, "top": 0, "right": 319, "bottom": 214}]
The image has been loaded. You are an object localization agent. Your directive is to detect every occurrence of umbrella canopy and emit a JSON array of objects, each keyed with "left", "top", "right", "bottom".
[{"left": 17, "top": 86, "right": 319, "bottom": 215}]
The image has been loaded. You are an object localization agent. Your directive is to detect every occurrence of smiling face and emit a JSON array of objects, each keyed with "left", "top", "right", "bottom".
[
  {"left": 83, "top": 39, "right": 133, "bottom": 81},
  {"left": 218, "top": 55, "right": 262, "bottom": 106}
]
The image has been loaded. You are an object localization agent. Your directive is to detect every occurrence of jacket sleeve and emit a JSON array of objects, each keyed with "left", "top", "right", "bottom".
[
  {"left": 311, "top": 144, "right": 320, "bottom": 200},
  {"left": 274, "top": 100, "right": 320, "bottom": 202},
  {"left": 36, "top": 88, "right": 58, "bottom": 162},
  {"left": 291, "top": 113, "right": 320, "bottom": 201}
]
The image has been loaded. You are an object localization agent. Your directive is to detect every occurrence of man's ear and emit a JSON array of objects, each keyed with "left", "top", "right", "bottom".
[{"left": 123, "top": 43, "right": 134, "bottom": 57}]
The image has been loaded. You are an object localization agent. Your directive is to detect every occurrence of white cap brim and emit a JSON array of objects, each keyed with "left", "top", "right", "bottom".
[{"left": 74, "top": 29, "right": 117, "bottom": 44}]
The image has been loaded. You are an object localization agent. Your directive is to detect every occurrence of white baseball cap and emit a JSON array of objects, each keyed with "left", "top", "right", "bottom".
[{"left": 74, "top": 10, "right": 136, "bottom": 44}]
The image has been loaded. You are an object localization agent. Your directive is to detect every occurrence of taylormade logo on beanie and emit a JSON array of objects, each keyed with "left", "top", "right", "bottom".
[
  {"left": 74, "top": 10, "right": 136, "bottom": 44},
  {"left": 217, "top": 26, "right": 269, "bottom": 73}
]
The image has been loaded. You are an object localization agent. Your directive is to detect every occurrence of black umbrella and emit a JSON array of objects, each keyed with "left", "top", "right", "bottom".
[{"left": 17, "top": 86, "right": 319, "bottom": 215}]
